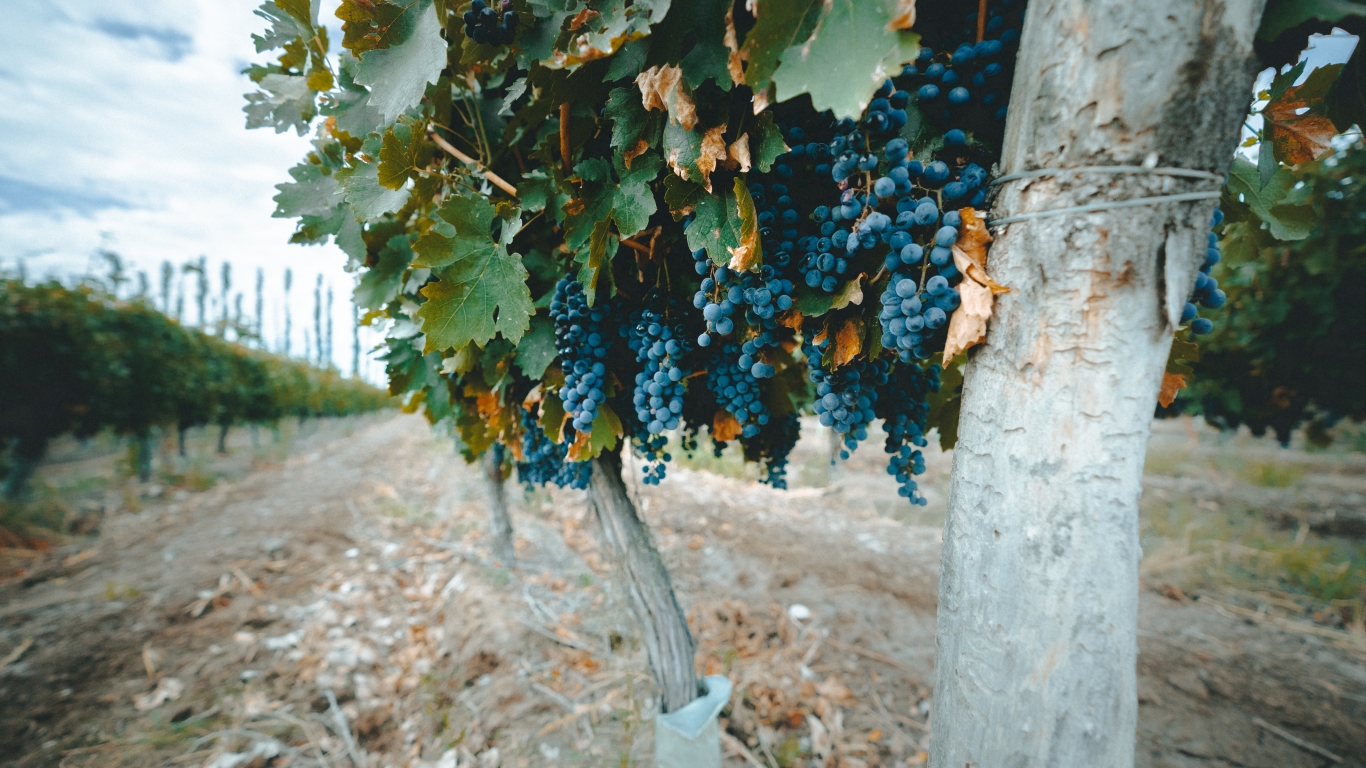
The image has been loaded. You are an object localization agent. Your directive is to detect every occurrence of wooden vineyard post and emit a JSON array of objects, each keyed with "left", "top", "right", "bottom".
[{"left": 929, "top": 1, "right": 1265, "bottom": 765}]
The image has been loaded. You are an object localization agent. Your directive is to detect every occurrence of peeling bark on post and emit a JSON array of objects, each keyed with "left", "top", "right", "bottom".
[
  {"left": 482, "top": 446, "right": 516, "bottom": 566},
  {"left": 929, "top": 2, "right": 1264, "bottom": 766},
  {"left": 589, "top": 448, "right": 698, "bottom": 712}
]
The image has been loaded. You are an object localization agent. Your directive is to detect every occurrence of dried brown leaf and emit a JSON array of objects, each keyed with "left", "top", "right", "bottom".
[
  {"left": 1265, "top": 78, "right": 1339, "bottom": 165},
  {"left": 1158, "top": 371, "right": 1187, "bottom": 408},
  {"left": 568, "top": 7, "right": 600, "bottom": 30},
  {"left": 727, "top": 133, "right": 752, "bottom": 172},
  {"left": 635, "top": 65, "right": 697, "bottom": 130},
  {"left": 951, "top": 208, "right": 1009, "bottom": 294},
  {"left": 698, "top": 124, "right": 728, "bottom": 190},
  {"left": 942, "top": 278, "right": 993, "bottom": 360},
  {"left": 724, "top": 8, "right": 745, "bottom": 86},
  {"left": 713, "top": 411, "right": 742, "bottom": 442},
  {"left": 622, "top": 138, "right": 650, "bottom": 169},
  {"left": 888, "top": 0, "right": 917, "bottom": 30},
  {"left": 832, "top": 318, "right": 864, "bottom": 368},
  {"left": 565, "top": 429, "right": 592, "bottom": 462},
  {"left": 775, "top": 309, "right": 803, "bottom": 331}
]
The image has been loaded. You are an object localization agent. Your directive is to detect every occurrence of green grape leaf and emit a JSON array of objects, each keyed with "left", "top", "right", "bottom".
[
  {"left": 353, "top": 0, "right": 447, "bottom": 123},
  {"left": 579, "top": 216, "right": 620, "bottom": 306},
  {"left": 663, "top": 121, "right": 727, "bottom": 191},
  {"left": 751, "top": 111, "right": 789, "bottom": 173},
  {"left": 685, "top": 179, "right": 758, "bottom": 267},
  {"left": 677, "top": 0, "right": 733, "bottom": 90},
  {"left": 540, "top": 389, "right": 567, "bottom": 444},
  {"left": 418, "top": 243, "right": 534, "bottom": 353},
  {"left": 252, "top": 0, "right": 313, "bottom": 53},
  {"left": 740, "top": 0, "right": 826, "bottom": 97},
  {"left": 336, "top": 212, "right": 366, "bottom": 269},
  {"left": 273, "top": 162, "right": 343, "bottom": 217},
  {"left": 604, "top": 37, "right": 649, "bottom": 81},
  {"left": 327, "top": 55, "right": 386, "bottom": 137},
  {"left": 413, "top": 194, "right": 501, "bottom": 270},
  {"left": 514, "top": 314, "right": 558, "bottom": 379},
  {"left": 925, "top": 354, "right": 964, "bottom": 450},
  {"left": 1258, "top": 0, "right": 1366, "bottom": 42},
  {"left": 540, "top": 0, "right": 671, "bottom": 71},
  {"left": 563, "top": 153, "right": 663, "bottom": 251},
  {"left": 354, "top": 234, "right": 413, "bottom": 309},
  {"left": 336, "top": 157, "right": 411, "bottom": 219},
  {"left": 377, "top": 118, "right": 430, "bottom": 189},
  {"left": 662, "top": 174, "right": 705, "bottom": 218},
  {"left": 337, "top": 0, "right": 426, "bottom": 55},
  {"left": 606, "top": 87, "right": 663, "bottom": 166},
  {"left": 771, "top": 0, "right": 920, "bottom": 120},
  {"left": 1329, "top": 38, "right": 1366, "bottom": 130},
  {"left": 244, "top": 73, "right": 318, "bottom": 135},
  {"left": 1225, "top": 157, "right": 1315, "bottom": 240}
]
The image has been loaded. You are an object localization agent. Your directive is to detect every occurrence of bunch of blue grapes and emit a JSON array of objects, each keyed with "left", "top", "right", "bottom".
[
  {"left": 706, "top": 342, "right": 771, "bottom": 439},
  {"left": 550, "top": 278, "right": 609, "bottom": 436},
  {"left": 624, "top": 301, "right": 689, "bottom": 484},
  {"left": 876, "top": 363, "right": 941, "bottom": 505},
  {"left": 898, "top": 1, "right": 1024, "bottom": 129},
  {"left": 803, "top": 336, "right": 890, "bottom": 459},
  {"left": 1183, "top": 209, "right": 1227, "bottom": 336},
  {"left": 746, "top": 412, "right": 800, "bottom": 489},
  {"left": 462, "top": 0, "right": 518, "bottom": 46},
  {"left": 515, "top": 405, "right": 591, "bottom": 490}
]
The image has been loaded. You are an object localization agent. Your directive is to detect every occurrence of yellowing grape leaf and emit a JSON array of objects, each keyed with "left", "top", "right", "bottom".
[
  {"left": 727, "top": 177, "right": 763, "bottom": 272},
  {"left": 567, "top": 402, "right": 622, "bottom": 460},
  {"left": 712, "top": 411, "right": 742, "bottom": 442},
  {"left": 831, "top": 317, "right": 864, "bottom": 368},
  {"left": 1263, "top": 62, "right": 1344, "bottom": 165},
  {"left": 665, "top": 123, "right": 728, "bottom": 191}
]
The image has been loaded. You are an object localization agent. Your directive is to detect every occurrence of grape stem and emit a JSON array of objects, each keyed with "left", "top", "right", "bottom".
[
  {"left": 559, "top": 102, "right": 572, "bottom": 173},
  {"left": 428, "top": 127, "right": 520, "bottom": 198}
]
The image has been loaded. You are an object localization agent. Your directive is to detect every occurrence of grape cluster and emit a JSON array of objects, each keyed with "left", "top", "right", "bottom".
[
  {"left": 879, "top": 272, "right": 961, "bottom": 362},
  {"left": 706, "top": 342, "right": 771, "bottom": 439},
  {"left": 515, "top": 405, "right": 591, "bottom": 490},
  {"left": 550, "top": 278, "right": 609, "bottom": 435},
  {"left": 1184, "top": 209, "right": 1227, "bottom": 335},
  {"left": 693, "top": 255, "right": 793, "bottom": 358},
  {"left": 749, "top": 412, "right": 800, "bottom": 489},
  {"left": 461, "top": 0, "right": 518, "bottom": 46},
  {"left": 624, "top": 301, "right": 689, "bottom": 485},
  {"left": 899, "top": 1, "right": 1024, "bottom": 127},
  {"left": 804, "top": 337, "right": 890, "bottom": 459},
  {"left": 876, "top": 363, "right": 940, "bottom": 505}
]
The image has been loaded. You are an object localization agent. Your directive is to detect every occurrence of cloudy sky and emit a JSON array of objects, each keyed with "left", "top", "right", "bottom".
[
  {"left": 0, "top": 2, "right": 1356, "bottom": 381},
  {"left": 0, "top": 0, "right": 381, "bottom": 377}
]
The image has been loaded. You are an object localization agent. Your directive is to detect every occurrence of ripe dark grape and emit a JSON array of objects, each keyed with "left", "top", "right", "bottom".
[
  {"left": 624, "top": 298, "right": 690, "bottom": 484},
  {"left": 876, "top": 362, "right": 940, "bottom": 505},
  {"left": 803, "top": 336, "right": 890, "bottom": 459},
  {"left": 550, "top": 277, "right": 610, "bottom": 437},
  {"left": 706, "top": 342, "right": 771, "bottom": 439},
  {"left": 462, "top": 0, "right": 518, "bottom": 46},
  {"left": 516, "top": 405, "right": 591, "bottom": 490},
  {"left": 1185, "top": 209, "right": 1226, "bottom": 336}
]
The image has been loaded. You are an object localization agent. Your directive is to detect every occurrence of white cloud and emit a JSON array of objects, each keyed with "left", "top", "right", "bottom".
[{"left": 0, "top": 0, "right": 380, "bottom": 379}]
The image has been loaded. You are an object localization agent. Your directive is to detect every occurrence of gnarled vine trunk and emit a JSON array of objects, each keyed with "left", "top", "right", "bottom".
[
  {"left": 929, "top": 2, "right": 1264, "bottom": 766},
  {"left": 589, "top": 449, "right": 697, "bottom": 712},
  {"left": 135, "top": 432, "right": 154, "bottom": 482},
  {"left": 3, "top": 435, "right": 47, "bottom": 502},
  {"left": 482, "top": 445, "right": 515, "bottom": 566},
  {"left": 216, "top": 423, "right": 230, "bottom": 455}
]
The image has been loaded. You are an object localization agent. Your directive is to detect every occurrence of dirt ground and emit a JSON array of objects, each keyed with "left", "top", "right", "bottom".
[{"left": 1, "top": 414, "right": 1363, "bottom": 768}]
